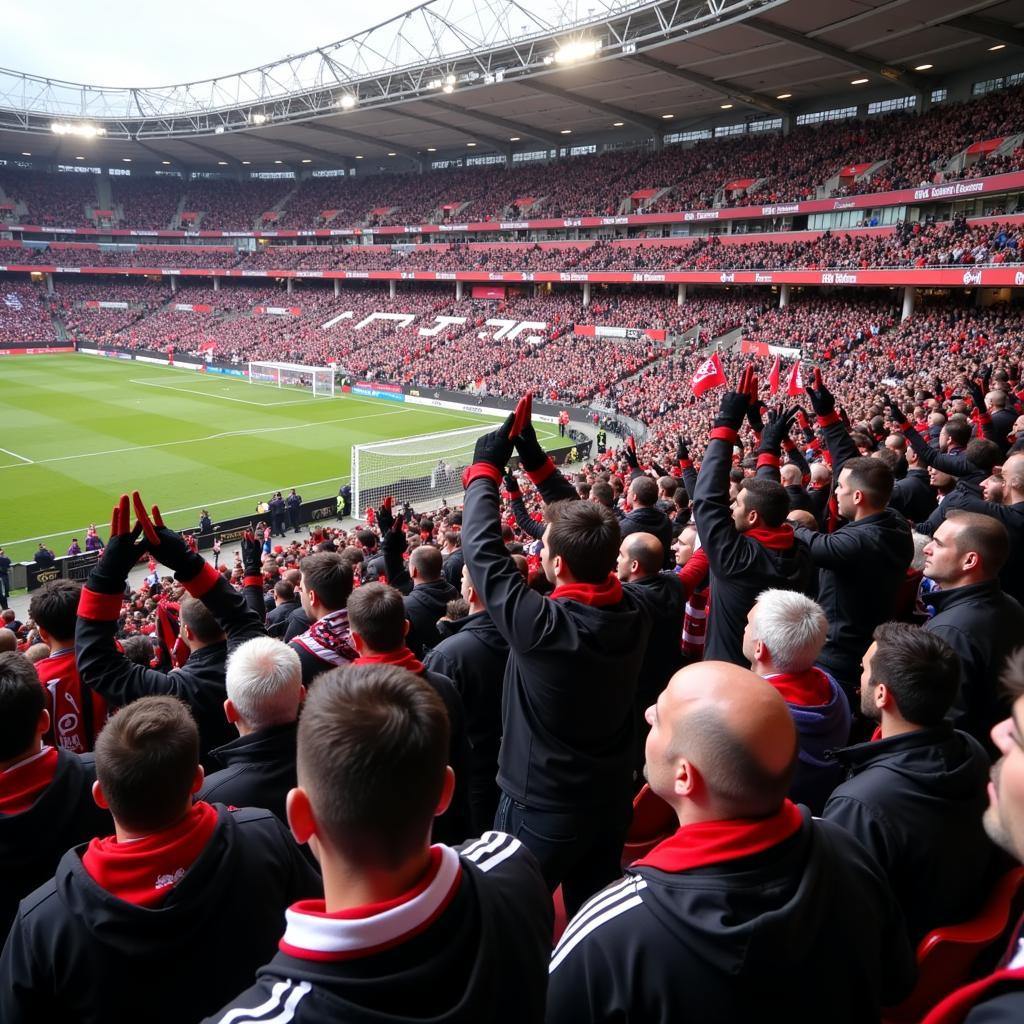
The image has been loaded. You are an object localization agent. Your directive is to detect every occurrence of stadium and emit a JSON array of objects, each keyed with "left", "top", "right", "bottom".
[{"left": 2, "top": 0, "right": 1024, "bottom": 1019}]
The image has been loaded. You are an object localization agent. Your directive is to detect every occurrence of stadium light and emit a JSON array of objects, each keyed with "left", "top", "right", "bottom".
[
  {"left": 21, "top": 151, "right": 30, "bottom": 156},
  {"left": 509, "top": 136, "right": 520, "bottom": 141},
  {"left": 355, "top": 154, "right": 364, "bottom": 159},
  {"left": 122, "top": 157, "right": 131, "bottom": 162},
  {"left": 612, "top": 121, "right": 624, "bottom": 127},
  {"left": 161, "top": 160, "right": 171, "bottom": 165},
  {"left": 218, "top": 160, "right": 228, "bottom": 165},
  {"left": 776, "top": 93, "right": 792, "bottom": 99},
  {"left": 50, "top": 122, "right": 106, "bottom": 137},
  {"left": 989, "top": 43, "right": 1006, "bottom": 50},
  {"left": 915, "top": 63, "right": 934, "bottom": 71},
  {"left": 662, "top": 113, "right": 675, "bottom": 119},
  {"left": 301, "top": 158, "right": 312, "bottom": 163},
  {"left": 555, "top": 38, "right": 601, "bottom": 64},
  {"left": 560, "top": 129, "right": 572, "bottom": 134},
  {"left": 337, "top": 94, "right": 357, "bottom": 110},
  {"left": 426, "top": 147, "right": 436, "bottom": 152},
  {"left": 251, "top": 112, "right": 268, "bottom": 124},
  {"left": 387, "top": 152, "right": 397, "bottom": 156},
  {"left": 467, "top": 142, "right": 477, "bottom": 146},
  {"left": 214, "top": 126, "right": 225, "bottom": 134},
  {"left": 443, "top": 83, "right": 455, "bottom": 93},
  {"left": 274, "top": 159, "right": 283, "bottom": 164},
  {"left": 720, "top": 103, "right": 733, "bottom": 110},
  {"left": 445, "top": 74, "right": 456, "bottom": 85},
  {"left": 75, "top": 155, "right": 85, "bottom": 160},
  {"left": 851, "top": 78, "right": 869, "bottom": 85},
  {"left": 241, "top": 160, "right": 251, "bottom": 165}
]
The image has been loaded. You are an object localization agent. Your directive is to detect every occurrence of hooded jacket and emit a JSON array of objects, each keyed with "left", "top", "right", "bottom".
[
  {"left": 767, "top": 668, "right": 850, "bottom": 815},
  {"left": 924, "top": 580, "right": 1024, "bottom": 748},
  {"left": 824, "top": 724, "right": 995, "bottom": 944},
  {"left": 545, "top": 807, "right": 915, "bottom": 1023},
  {"left": 0, "top": 748, "right": 111, "bottom": 940},
  {"left": 200, "top": 832, "right": 552, "bottom": 1024},
  {"left": 0, "top": 804, "right": 321, "bottom": 1024},
  {"left": 619, "top": 505, "right": 674, "bottom": 569},
  {"left": 693, "top": 435, "right": 815, "bottom": 665},
  {"left": 198, "top": 721, "right": 299, "bottom": 823},
  {"left": 404, "top": 578, "right": 460, "bottom": 659}
]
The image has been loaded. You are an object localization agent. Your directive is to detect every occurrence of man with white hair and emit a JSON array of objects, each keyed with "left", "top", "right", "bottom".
[
  {"left": 197, "top": 636, "right": 305, "bottom": 823},
  {"left": 742, "top": 589, "right": 851, "bottom": 813}
]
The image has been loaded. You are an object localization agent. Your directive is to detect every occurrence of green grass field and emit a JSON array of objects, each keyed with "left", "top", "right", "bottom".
[{"left": 0, "top": 355, "right": 558, "bottom": 563}]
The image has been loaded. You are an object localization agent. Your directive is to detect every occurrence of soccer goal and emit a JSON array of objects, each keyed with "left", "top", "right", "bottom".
[
  {"left": 352, "top": 424, "right": 507, "bottom": 516},
  {"left": 248, "top": 361, "right": 335, "bottom": 398}
]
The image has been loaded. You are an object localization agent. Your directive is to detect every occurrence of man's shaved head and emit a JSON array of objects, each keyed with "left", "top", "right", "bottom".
[
  {"left": 645, "top": 662, "right": 798, "bottom": 820},
  {"left": 616, "top": 532, "right": 664, "bottom": 580}
]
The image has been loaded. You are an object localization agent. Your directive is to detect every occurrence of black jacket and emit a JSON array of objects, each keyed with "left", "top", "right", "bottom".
[
  {"left": 462, "top": 468, "right": 650, "bottom": 813},
  {"left": 545, "top": 809, "right": 916, "bottom": 1023},
  {"left": 423, "top": 611, "right": 509, "bottom": 832},
  {"left": 441, "top": 546, "right": 465, "bottom": 589},
  {"left": 620, "top": 505, "right": 673, "bottom": 569},
  {"left": 0, "top": 750, "right": 111, "bottom": 941},
  {"left": 283, "top": 605, "right": 313, "bottom": 642},
  {"left": 623, "top": 572, "right": 684, "bottom": 712},
  {"left": 694, "top": 436, "right": 814, "bottom": 665},
  {"left": 785, "top": 484, "right": 814, "bottom": 514},
  {"left": 266, "top": 598, "right": 300, "bottom": 637},
  {"left": 201, "top": 832, "right": 552, "bottom": 1024},
  {"left": 924, "top": 580, "right": 1024, "bottom": 747},
  {"left": 824, "top": 724, "right": 995, "bottom": 943},
  {"left": 198, "top": 721, "right": 299, "bottom": 823},
  {"left": 793, "top": 510, "right": 913, "bottom": 691},
  {"left": 404, "top": 579, "right": 460, "bottom": 659},
  {"left": 76, "top": 573, "right": 264, "bottom": 761},
  {"left": 889, "top": 467, "right": 937, "bottom": 523},
  {"left": 0, "top": 805, "right": 321, "bottom": 1024}
]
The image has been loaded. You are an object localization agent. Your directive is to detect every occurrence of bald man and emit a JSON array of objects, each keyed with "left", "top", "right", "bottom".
[
  {"left": 403, "top": 545, "right": 459, "bottom": 659},
  {"left": 547, "top": 663, "right": 915, "bottom": 1024},
  {"left": 616, "top": 532, "right": 686, "bottom": 782}
]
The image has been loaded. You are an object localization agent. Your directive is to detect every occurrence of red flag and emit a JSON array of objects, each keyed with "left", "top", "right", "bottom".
[
  {"left": 768, "top": 355, "right": 781, "bottom": 396},
  {"left": 786, "top": 360, "right": 804, "bottom": 397},
  {"left": 690, "top": 352, "right": 728, "bottom": 398}
]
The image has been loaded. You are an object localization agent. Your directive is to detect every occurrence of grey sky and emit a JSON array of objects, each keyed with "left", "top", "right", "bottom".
[{"left": 1, "top": 0, "right": 595, "bottom": 88}]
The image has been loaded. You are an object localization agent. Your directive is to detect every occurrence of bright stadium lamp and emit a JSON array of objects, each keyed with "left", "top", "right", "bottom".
[
  {"left": 338, "top": 94, "right": 357, "bottom": 110},
  {"left": 251, "top": 112, "right": 268, "bottom": 124},
  {"left": 50, "top": 122, "right": 105, "bottom": 138},
  {"left": 443, "top": 83, "right": 455, "bottom": 93},
  {"left": 555, "top": 38, "right": 600, "bottom": 64}
]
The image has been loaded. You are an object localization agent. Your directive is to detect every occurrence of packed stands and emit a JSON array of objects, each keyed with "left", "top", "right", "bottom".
[{"left": 0, "top": 279, "right": 54, "bottom": 342}]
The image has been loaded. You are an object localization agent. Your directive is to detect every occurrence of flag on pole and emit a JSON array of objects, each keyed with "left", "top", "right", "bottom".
[
  {"left": 786, "top": 360, "right": 804, "bottom": 397},
  {"left": 768, "top": 355, "right": 781, "bottom": 396},
  {"left": 690, "top": 352, "right": 728, "bottom": 398}
]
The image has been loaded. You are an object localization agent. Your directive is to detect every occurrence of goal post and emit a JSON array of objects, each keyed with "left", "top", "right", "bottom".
[
  {"left": 352, "top": 424, "right": 507, "bottom": 517},
  {"left": 247, "top": 360, "right": 335, "bottom": 398}
]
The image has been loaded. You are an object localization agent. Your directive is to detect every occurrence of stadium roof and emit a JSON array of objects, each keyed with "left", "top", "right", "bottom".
[{"left": 0, "top": 0, "right": 1022, "bottom": 169}]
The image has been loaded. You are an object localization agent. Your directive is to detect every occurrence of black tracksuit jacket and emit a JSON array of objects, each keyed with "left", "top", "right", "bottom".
[
  {"left": 889, "top": 467, "right": 937, "bottom": 523},
  {"left": 545, "top": 808, "right": 916, "bottom": 1023},
  {"left": 619, "top": 506, "right": 674, "bottom": 569},
  {"left": 461, "top": 467, "right": 650, "bottom": 814},
  {"left": 694, "top": 435, "right": 814, "bottom": 665},
  {"left": 0, "top": 805, "right": 321, "bottom": 1024},
  {"left": 824, "top": 724, "right": 996, "bottom": 944},
  {"left": 404, "top": 578, "right": 460, "bottom": 659}
]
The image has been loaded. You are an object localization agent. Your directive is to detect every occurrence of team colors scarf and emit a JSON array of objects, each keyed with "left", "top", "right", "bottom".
[
  {"left": 355, "top": 648, "right": 425, "bottom": 675},
  {"left": 635, "top": 800, "right": 803, "bottom": 873},
  {"left": 300, "top": 609, "right": 358, "bottom": 667},
  {"left": 82, "top": 801, "right": 218, "bottom": 907},
  {"left": 0, "top": 747, "right": 59, "bottom": 815},
  {"left": 746, "top": 524, "right": 796, "bottom": 551},
  {"left": 766, "top": 669, "right": 833, "bottom": 707},
  {"left": 550, "top": 573, "right": 624, "bottom": 607},
  {"left": 279, "top": 845, "right": 462, "bottom": 962}
]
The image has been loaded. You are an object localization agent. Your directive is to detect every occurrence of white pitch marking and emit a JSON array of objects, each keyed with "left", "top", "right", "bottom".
[
  {"left": 129, "top": 377, "right": 320, "bottom": 407},
  {"left": 0, "top": 446, "right": 33, "bottom": 465}
]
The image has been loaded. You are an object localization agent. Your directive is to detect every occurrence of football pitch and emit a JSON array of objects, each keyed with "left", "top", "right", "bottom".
[{"left": 0, "top": 355, "right": 557, "bottom": 564}]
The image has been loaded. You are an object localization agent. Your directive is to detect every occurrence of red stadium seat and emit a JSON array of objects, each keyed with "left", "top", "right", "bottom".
[{"left": 883, "top": 866, "right": 1024, "bottom": 1023}]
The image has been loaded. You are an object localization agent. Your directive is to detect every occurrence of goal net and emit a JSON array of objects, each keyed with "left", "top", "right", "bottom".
[
  {"left": 248, "top": 361, "right": 335, "bottom": 398},
  {"left": 352, "top": 424, "right": 507, "bottom": 517}
]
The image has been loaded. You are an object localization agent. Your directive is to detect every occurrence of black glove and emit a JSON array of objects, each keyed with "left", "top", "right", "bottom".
[
  {"left": 747, "top": 399, "right": 768, "bottom": 435},
  {"left": 514, "top": 421, "right": 548, "bottom": 472},
  {"left": 377, "top": 497, "right": 395, "bottom": 534},
  {"left": 805, "top": 368, "right": 836, "bottom": 417},
  {"left": 472, "top": 412, "right": 515, "bottom": 470},
  {"left": 503, "top": 471, "right": 522, "bottom": 499},
  {"left": 759, "top": 407, "right": 799, "bottom": 453},
  {"left": 676, "top": 437, "right": 690, "bottom": 462},
  {"left": 623, "top": 437, "right": 639, "bottom": 470},
  {"left": 651, "top": 461, "right": 668, "bottom": 478},
  {"left": 240, "top": 531, "right": 264, "bottom": 577},
  {"left": 885, "top": 397, "right": 910, "bottom": 428},
  {"left": 133, "top": 492, "right": 205, "bottom": 581},
  {"left": 963, "top": 375, "right": 986, "bottom": 410},
  {"left": 714, "top": 390, "right": 751, "bottom": 431},
  {"left": 793, "top": 407, "right": 815, "bottom": 443},
  {"left": 87, "top": 494, "right": 146, "bottom": 594}
]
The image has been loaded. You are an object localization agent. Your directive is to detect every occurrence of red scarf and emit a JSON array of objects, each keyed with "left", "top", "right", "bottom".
[
  {"left": 355, "top": 648, "right": 425, "bottom": 675},
  {"left": 0, "top": 747, "right": 59, "bottom": 815},
  {"left": 82, "top": 801, "right": 218, "bottom": 907},
  {"left": 634, "top": 800, "right": 803, "bottom": 873},
  {"left": 550, "top": 573, "right": 623, "bottom": 607},
  {"left": 746, "top": 524, "right": 795, "bottom": 551},
  {"left": 767, "top": 669, "right": 832, "bottom": 707}
]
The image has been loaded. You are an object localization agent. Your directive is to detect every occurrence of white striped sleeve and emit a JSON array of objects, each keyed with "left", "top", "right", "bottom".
[
  {"left": 460, "top": 831, "right": 525, "bottom": 874},
  {"left": 210, "top": 980, "right": 312, "bottom": 1024},
  {"left": 549, "top": 876, "right": 647, "bottom": 974}
]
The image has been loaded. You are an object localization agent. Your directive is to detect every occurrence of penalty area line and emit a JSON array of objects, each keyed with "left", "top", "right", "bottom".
[{"left": 0, "top": 446, "right": 33, "bottom": 465}]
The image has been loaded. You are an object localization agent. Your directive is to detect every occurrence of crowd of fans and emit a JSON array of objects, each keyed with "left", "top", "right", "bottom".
[
  {"left": 0, "top": 86, "right": 1023, "bottom": 234},
  {"left": 0, "top": 280, "right": 55, "bottom": 343}
]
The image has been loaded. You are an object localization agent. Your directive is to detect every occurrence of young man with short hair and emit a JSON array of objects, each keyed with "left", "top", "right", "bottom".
[
  {"left": 289, "top": 551, "right": 356, "bottom": 684},
  {"left": 0, "top": 695, "right": 321, "bottom": 1024},
  {"left": 203, "top": 665, "right": 552, "bottom": 1024}
]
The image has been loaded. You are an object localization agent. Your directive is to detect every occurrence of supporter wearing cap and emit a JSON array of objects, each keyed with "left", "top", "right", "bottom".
[
  {"left": 546, "top": 663, "right": 915, "bottom": 1023},
  {"left": 0, "top": 695, "right": 321, "bottom": 1024},
  {"left": 203, "top": 666, "right": 552, "bottom": 1024}
]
